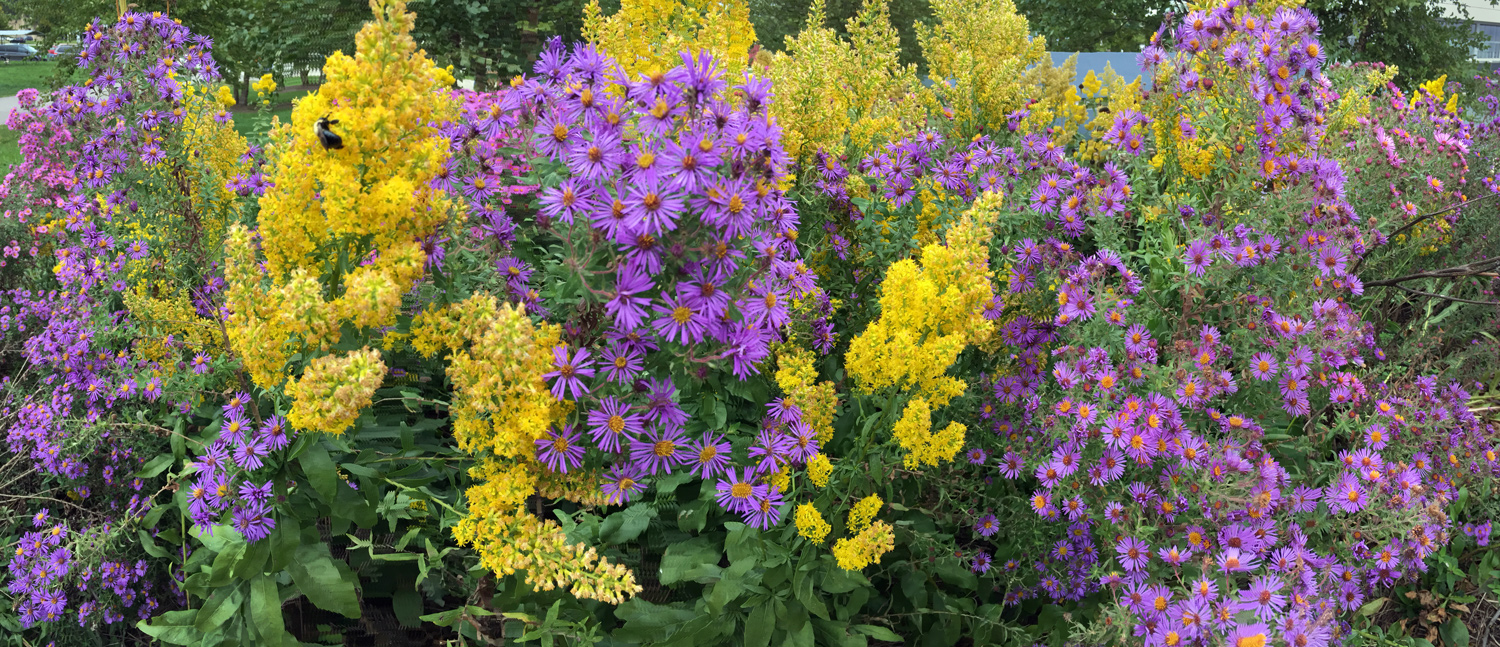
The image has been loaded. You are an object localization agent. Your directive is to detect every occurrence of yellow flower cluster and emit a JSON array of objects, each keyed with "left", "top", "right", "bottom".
[
  {"left": 795, "top": 503, "right": 831, "bottom": 544},
  {"left": 535, "top": 468, "right": 609, "bottom": 507},
  {"left": 1015, "top": 55, "right": 1085, "bottom": 144},
  {"left": 252, "top": 73, "right": 277, "bottom": 105},
  {"left": 413, "top": 295, "right": 639, "bottom": 603},
  {"left": 846, "top": 193, "right": 1000, "bottom": 407},
  {"left": 410, "top": 295, "right": 564, "bottom": 460},
  {"left": 847, "top": 494, "right": 883, "bottom": 532},
  {"left": 917, "top": 0, "right": 1047, "bottom": 136},
  {"left": 285, "top": 347, "right": 387, "bottom": 435},
  {"left": 807, "top": 453, "right": 833, "bottom": 487},
  {"left": 766, "top": 0, "right": 925, "bottom": 161},
  {"left": 459, "top": 509, "right": 640, "bottom": 604},
  {"left": 774, "top": 347, "right": 839, "bottom": 443},
  {"left": 582, "top": 0, "right": 756, "bottom": 80},
  {"left": 832, "top": 520, "right": 895, "bottom": 571},
  {"left": 891, "top": 397, "right": 967, "bottom": 469},
  {"left": 1075, "top": 66, "right": 1143, "bottom": 162},
  {"left": 225, "top": 0, "right": 456, "bottom": 391}
]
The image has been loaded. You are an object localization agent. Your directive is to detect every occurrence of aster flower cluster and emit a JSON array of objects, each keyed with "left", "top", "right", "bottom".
[
  {"left": 42, "top": 13, "right": 222, "bottom": 190},
  {"left": 495, "top": 40, "right": 831, "bottom": 528},
  {"left": 181, "top": 396, "right": 285, "bottom": 542},
  {"left": 436, "top": 89, "right": 539, "bottom": 277},
  {"left": 7, "top": 513, "right": 158, "bottom": 629},
  {"left": 940, "top": 2, "right": 1500, "bottom": 646}
]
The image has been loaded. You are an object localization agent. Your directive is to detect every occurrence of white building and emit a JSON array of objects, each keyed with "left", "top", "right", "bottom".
[{"left": 1444, "top": 0, "right": 1500, "bottom": 64}]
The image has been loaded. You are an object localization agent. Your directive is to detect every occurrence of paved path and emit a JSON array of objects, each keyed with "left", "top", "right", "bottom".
[{"left": 0, "top": 94, "right": 18, "bottom": 124}]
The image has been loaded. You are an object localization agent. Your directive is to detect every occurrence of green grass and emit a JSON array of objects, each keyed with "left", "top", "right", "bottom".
[
  {"left": 0, "top": 125, "right": 20, "bottom": 169},
  {"left": 0, "top": 61, "right": 58, "bottom": 97},
  {"left": 232, "top": 88, "right": 312, "bottom": 139}
]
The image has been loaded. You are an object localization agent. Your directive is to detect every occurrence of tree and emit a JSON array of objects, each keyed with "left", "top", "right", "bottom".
[
  {"left": 1309, "top": 0, "right": 1488, "bottom": 86},
  {"left": 1014, "top": 0, "right": 1493, "bottom": 88},
  {"left": 409, "top": 0, "right": 588, "bottom": 91},
  {"left": 1014, "top": 0, "right": 1178, "bottom": 52}
]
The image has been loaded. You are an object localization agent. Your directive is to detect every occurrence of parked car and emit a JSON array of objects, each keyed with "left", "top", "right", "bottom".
[
  {"left": 47, "top": 43, "right": 80, "bottom": 60},
  {"left": 0, "top": 44, "right": 38, "bottom": 61}
]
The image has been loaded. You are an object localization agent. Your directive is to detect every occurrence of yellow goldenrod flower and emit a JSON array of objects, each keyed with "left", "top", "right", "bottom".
[
  {"left": 832, "top": 520, "right": 895, "bottom": 571},
  {"left": 795, "top": 503, "right": 831, "bottom": 545}
]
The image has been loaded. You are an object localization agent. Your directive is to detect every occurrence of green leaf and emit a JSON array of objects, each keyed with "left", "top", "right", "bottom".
[
  {"left": 233, "top": 538, "right": 271, "bottom": 581},
  {"left": 136, "top": 453, "right": 174, "bottom": 478},
  {"left": 419, "top": 608, "right": 462, "bottom": 627},
  {"left": 1442, "top": 618, "right": 1471, "bottom": 647},
  {"left": 195, "top": 584, "right": 244, "bottom": 632},
  {"left": 783, "top": 618, "right": 815, "bottom": 647},
  {"left": 1357, "top": 597, "right": 1386, "bottom": 617},
  {"left": 268, "top": 516, "right": 302, "bottom": 573},
  {"left": 745, "top": 603, "right": 775, "bottom": 647},
  {"left": 138, "top": 610, "right": 201, "bottom": 645},
  {"left": 392, "top": 588, "right": 423, "bottom": 628},
  {"left": 287, "top": 543, "right": 361, "bottom": 618},
  {"left": 139, "top": 529, "right": 170, "bottom": 559},
  {"left": 853, "top": 625, "right": 903, "bottom": 642},
  {"left": 299, "top": 442, "right": 338, "bottom": 503},
  {"left": 207, "top": 540, "right": 247, "bottom": 588},
  {"left": 712, "top": 397, "right": 728, "bottom": 429},
  {"left": 600, "top": 503, "right": 655, "bottom": 545},
  {"left": 249, "top": 574, "right": 285, "bottom": 647},
  {"left": 935, "top": 557, "right": 977, "bottom": 590},
  {"left": 659, "top": 536, "right": 723, "bottom": 585}
]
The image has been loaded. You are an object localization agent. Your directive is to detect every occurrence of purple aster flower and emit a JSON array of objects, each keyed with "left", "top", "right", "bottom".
[
  {"left": 586, "top": 397, "right": 641, "bottom": 454},
  {"left": 1248, "top": 352, "right": 1278, "bottom": 381},
  {"left": 624, "top": 179, "right": 684, "bottom": 234},
  {"left": 543, "top": 345, "right": 595, "bottom": 400},
  {"left": 975, "top": 514, "right": 1000, "bottom": 537},
  {"left": 785, "top": 423, "right": 819, "bottom": 464},
  {"left": 971, "top": 551, "right": 993, "bottom": 574},
  {"left": 604, "top": 267, "right": 653, "bottom": 331},
  {"left": 1184, "top": 240, "right": 1212, "bottom": 276},
  {"left": 259, "top": 415, "right": 290, "bottom": 451},
  {"left": 232, "top": 438, "right": 267, "bottom": 471},
  {"left": 1238, "top": 575, "right": 1286, "bottom": 621},
  {"left": 1218, "top": 547, "right": 1259, "bottom": 573},
  {"left": 643, "top": 378, "right": 689, "bottom": 430},
  {"left": 600, "top": 463, "right": 647, "bottom": 505},
  {"left": 535, "top": 425, "right": 586, "bottom": 473},
  {"left": 191, "top": 352, "right": 211, "bottom": 374},
  {"left": 538, "top": 179, "right": 594, "bottom": 225},
  {"left": 715, "top": 467, "right": 765, "bottom": 514},
  {"left": 748, "top": 428, "right": 792, "bottom": 474},
  {"left": 567, "top": 133, "right": 625, "bottom": 182},
  {"left": 687, "top": 433, "right": 732, "bottom": 479},
  {"left": 998, "top": 451, "right": 1024, "bottom": 479},
  {"left": 599, "top": 343, "right": 644, "bottom": 384},
  {"left": 1316, "top": 245, "right": 1346, "bottom": 277},
  {"left": 1227, "top": 623, "right": 1270, "bottom": 647},
  {"left": 232, "top": 501, "right": 276, "bottom": 543},
  {"left": 628, "top": 426, "right": 690, "bottom": 475},
  {"left": 238, "top": 480, "right": 273, "bottom": 505},
  {"left": 744, "top": 485, "right": 785, "bottom": 530},
  {"left": 652, "top": 291, "right": 708, "bottom": 345},
  {"left": 1116, "top": 536, "right": 1150, "bottom": 572}
]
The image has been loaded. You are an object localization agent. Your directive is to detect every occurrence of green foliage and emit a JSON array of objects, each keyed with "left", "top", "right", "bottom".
[{"left": 410, "top": 0, "right": 589, "bottom": 89}]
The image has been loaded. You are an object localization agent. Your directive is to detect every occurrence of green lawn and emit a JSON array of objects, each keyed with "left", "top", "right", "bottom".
[
  {"left": 233, "top": 88, "right": 312, "bottom": 139},
  {"left": 0, "top": 61, "right": 63, "bottom": 168},
  {"left": 0, "top": 61, "right": 58, "bottom": 97},
  {"left": 0, "top": 125, "right": 20, "bottom": 169}
]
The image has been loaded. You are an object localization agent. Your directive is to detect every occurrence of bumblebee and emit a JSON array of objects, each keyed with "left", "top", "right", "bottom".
[{"left": 314, "top": 115, "right": 344, "bottom": 150}]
